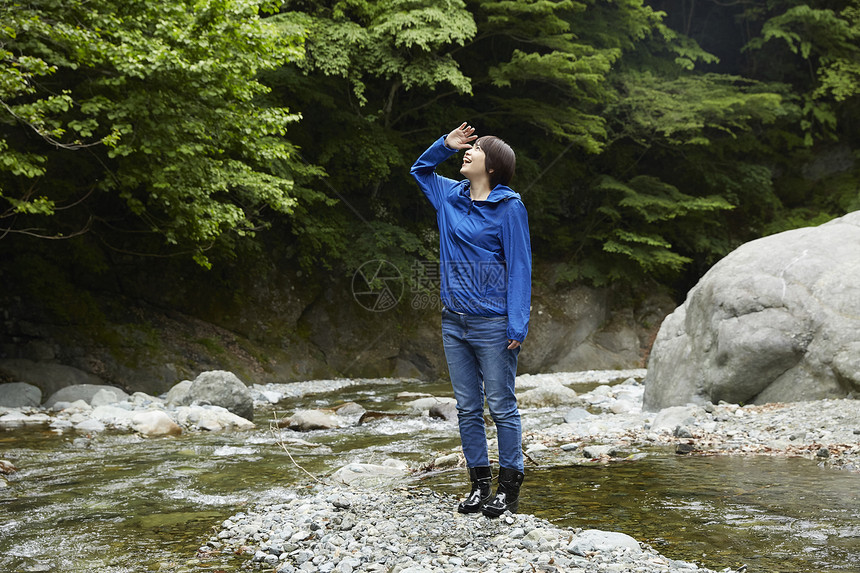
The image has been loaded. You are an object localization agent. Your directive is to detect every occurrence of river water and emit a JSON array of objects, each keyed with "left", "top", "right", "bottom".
[{"left": 1, "top": 377, "right": 859, "bottom": 572}]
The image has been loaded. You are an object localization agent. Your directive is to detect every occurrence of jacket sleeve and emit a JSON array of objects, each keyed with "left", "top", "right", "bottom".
[
  {"left": 502, "top": 200, "right": 532, "bottom": 342},
  {"left": 410, "top": 136, "right": 459, "bottom": 211}
]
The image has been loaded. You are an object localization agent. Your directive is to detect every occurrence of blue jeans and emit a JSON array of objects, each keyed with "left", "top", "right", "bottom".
[{"left": 441, "top": 308, "right": 523, "bottom": 472}]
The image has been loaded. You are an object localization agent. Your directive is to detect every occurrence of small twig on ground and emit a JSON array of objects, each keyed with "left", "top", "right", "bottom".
[{"left": 270, "top": 411, "right": 326, "bottom": 485}]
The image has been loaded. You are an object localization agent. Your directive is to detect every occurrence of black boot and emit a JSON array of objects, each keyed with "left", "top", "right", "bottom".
[
  {"left": 482, "top": 466, "right": 524, "bottom": 518},
  {"left": 457, "top": 466, "right": 493, "bottom": 514}
]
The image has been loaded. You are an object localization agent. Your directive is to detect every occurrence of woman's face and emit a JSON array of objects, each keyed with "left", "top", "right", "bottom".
[{"left": 460, "top": 143, "right": 488, "bottom": 180}]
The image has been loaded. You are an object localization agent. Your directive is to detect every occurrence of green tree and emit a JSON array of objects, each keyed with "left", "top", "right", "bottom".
[
  {"left": 0, "top": 0, "right": 313, "bottom": 266},
  {"left": 744, "top": 0, "right": 860, "bottom": 144},
  {"left": 261, "top": 0, "right": 478, "bottom": 273},
  {"left": 647, "top": 0, "right": 860, "bottom": 237},
  {"left": 271, "top": 0, "right": 756, "bottom": 285},
  {"left": 455, "top": 0, "right": 787, "bottom": 285}
]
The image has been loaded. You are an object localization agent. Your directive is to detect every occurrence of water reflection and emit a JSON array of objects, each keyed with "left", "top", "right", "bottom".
[{"left": 426, "top": 455, "right": 860, "bottom": 572}]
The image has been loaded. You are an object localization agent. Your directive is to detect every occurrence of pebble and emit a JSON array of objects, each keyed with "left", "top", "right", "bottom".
[
  {"left": 201, "top": 486, "right": 731, "bottom": 573},
  {"left": 530, "top": 378, "right": 860, "bottom": 474},
  {"left": 201, "top": 372, "right": 857, "bottom": 573}
]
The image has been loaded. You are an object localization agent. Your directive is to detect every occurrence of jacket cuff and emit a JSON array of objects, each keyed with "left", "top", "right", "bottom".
[{"left": 506, "top": 329, "right": 526, "bottom": 343}]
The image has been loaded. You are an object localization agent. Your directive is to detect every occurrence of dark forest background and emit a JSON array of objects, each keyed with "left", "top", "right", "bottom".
[{"left": 2, "top": 0, "right": 859, "bottom": 383}]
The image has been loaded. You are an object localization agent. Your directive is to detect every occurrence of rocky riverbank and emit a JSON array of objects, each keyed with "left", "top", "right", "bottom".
[
  {"left": 2, "top": 369, "right": 858, "bottom": 572},
  {"left": 196, "top": 485, "right": 722, "bottom": 573},
  {"left": 519, "top": 372, "right": 860, "bottom": 474},
  {"left": 189, "top": 370, "right": 859, "bottom": 573}
]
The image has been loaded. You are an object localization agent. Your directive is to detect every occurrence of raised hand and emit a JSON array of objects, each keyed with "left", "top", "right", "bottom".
[{"left": 445, "top": 122, "right": 478, "bottom": 150}]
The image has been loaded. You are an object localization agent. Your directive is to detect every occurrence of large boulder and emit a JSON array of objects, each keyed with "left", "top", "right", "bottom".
[
  {"left": 0, "top": 382, "right": 41, "bottom": 408},
  {"left": 0, "top": 359, "right": 104, "bottom": 399},
  {"left": 45, "top": 384, "right": 129, "bottom": 408},
  {"left": 178, "top": 370, "right": 254, "bottom": 421},
  {"left": 644, "top": 212, "right": 860, "bottom": 410}
]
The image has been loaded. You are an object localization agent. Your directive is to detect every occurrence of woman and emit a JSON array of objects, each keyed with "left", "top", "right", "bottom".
[{"left": 410, "top": 122, "right": 532, "bottom": 518}]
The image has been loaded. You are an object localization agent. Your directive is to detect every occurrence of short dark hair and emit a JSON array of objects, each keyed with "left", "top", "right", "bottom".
[{"left": 477, "top": 136, "right": 515, "bottom": 188}]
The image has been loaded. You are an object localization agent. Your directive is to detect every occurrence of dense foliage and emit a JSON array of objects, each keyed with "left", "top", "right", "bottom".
[
  {"left": 2, "top": 0, "right": 859, "bottom": 290},
  {"left": 0, "top": 0, "right": 314, "bottom": 267}
]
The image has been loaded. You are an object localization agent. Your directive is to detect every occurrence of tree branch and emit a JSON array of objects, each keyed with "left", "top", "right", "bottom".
[
  {"left": 0, "top": 98, "right": 108, "bottom": 151},
  {"left": 0, "top": 216, "right": 92, "bottom": 240}
]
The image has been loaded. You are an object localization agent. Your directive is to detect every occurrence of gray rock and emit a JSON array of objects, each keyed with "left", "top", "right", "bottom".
[
  {"left": 0, "top": 359, "right": 104, "bottom": 399},
  {"left": 645, "top": 211, "right": 860, "bottom": 410},
  {"left": 332, "top": 402, "right": 365, "bottom": 417},
  {"left": 582, "top": 445, "right": 617, "bottom": 458},
  {"left": 404, "top": 396, "right": 457, "bottom": 413},
  {"left": 564, "top": 407, "right": 596, "bottom": 423},
  {"left": 518, "top": 384, "right": 578, "bottom": 407},
  {"left": 91, "top": 388, "right": 123, "bottom": 407},
  {"left": 165, "top": 380, "right": 192, "bottom": 405},
  {"left": 45, "top": 384, "right": 129, "bottom": 408},
  {"left": 650, "top": 406, "right": 698, "bottom": 434},
  {"left": 0, "top": 382, "right": 41, "bottom": 408},
  {"left": 184, "top": 371, "right": 254, "bottom": 421},
  {"left": 675, "top": 443, "right": 695, "bottom": 454},
  {"left": 285, "top": 409, "right": 343, "bottom": 431},
  {"left": 523, "top": 287, "right": 674, "bottom": 373},
  {"left": 428, "top": 402, "right": 457, "bottom": 422},
  {"left": 673, "top": 426, "right": 693, "bottom": 438}
]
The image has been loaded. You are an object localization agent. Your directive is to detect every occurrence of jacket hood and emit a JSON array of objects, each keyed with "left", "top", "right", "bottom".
[{"left": 462, "top": 182, "right": 521, "bottom": 203}]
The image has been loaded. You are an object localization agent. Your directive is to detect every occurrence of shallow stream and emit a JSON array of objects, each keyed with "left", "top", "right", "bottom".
[{"left": 1, "top": 377, "right": 858, "bottom": 572}]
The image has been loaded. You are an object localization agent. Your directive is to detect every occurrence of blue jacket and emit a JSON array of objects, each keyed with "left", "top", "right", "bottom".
[{"left": 411, "top": 136, "right": 532, "bottom": 342}]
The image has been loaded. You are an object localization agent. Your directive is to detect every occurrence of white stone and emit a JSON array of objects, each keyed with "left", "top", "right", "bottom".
[
  {"left": 90, "top": 388, "right": 122, "bottom": 407},
  {"left": 91, "top": 405, "right": 135, "bottom": 428},
  {"left": 567, "top": 529, "right": 641, "bottom": 555},
  {"left": 60, "top": 400, "right": 92, "bottom": 413},
  {"left": 45, "top": 384, "right": 129, "bottom": 408},
  {"left": 130, "top": 392, "right": 163, "bottom": 408},
  {"left": 74, "top": 419, "right": 106, "bottom": 433},
  {"left": 518, "top": 384, "right": 578, "bottom": 407},
  {"left": 330, "top": 463, "right": 408, "bottom": 487},
  {"left": 404, "top": 397, "right": 457, "bottom": 412},
  {"left": 0, "top": 410, "right": 29, "bottom": 426},
  {"left": 131, "top": 410, "right": 182, "bottom": 436},
  {"left": 174, "top": 405, "right": 255, "bottom": 432},
  {"left": 285, "top": 409, "right": 343, "bottom": 431}
]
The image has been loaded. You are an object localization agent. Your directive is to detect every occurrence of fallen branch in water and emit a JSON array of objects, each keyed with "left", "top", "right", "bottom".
[{"left": 270, "top": 411, "right": 327, "bottom": 485}]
